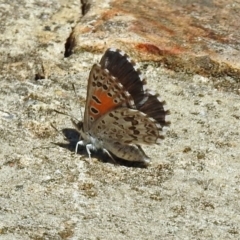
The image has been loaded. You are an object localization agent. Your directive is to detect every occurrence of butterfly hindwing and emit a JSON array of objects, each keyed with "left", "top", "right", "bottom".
[
  {"left": 91, "top": 107, "right": 165, "bottom": 145},
  {"left": 100, "top": 140, "right": 150, "bottom": 163},
  {"left": 100, "top": 48, "right": 147, "bottom": 106}
]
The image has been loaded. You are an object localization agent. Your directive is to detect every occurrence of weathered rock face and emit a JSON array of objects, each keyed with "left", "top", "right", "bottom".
[
  {"left": 0, "top": 0, "right": 240, "bottom": 239},
  {"left": 66, "top": 0, "right": 240, "bottom": 92}
]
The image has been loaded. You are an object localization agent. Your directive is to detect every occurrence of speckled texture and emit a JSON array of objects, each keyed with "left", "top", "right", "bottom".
[
  {"left": 0, "top": 0, "right": 239, "bottom": 239},
  {"left": 69, "top": 0, "right": 240, "bottom": 89}
]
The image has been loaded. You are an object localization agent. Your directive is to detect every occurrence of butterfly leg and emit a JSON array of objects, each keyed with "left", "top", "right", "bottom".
[
  {"left": 102, "top": 148, "right": 117, "bottom": 164},
  {"left": 75, "top": 140, "right": 94, "bottom": 161},
  {"left": 85, "top": 144, "right": 94, "bottom": 161},
  {"left": 75, "top": 140, "right": 84, "bottom": 154}
]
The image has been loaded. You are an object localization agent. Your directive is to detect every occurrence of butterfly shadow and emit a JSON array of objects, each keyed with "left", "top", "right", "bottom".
[{"left": 53, "top": 128, "right": 149, "bottom": 168}]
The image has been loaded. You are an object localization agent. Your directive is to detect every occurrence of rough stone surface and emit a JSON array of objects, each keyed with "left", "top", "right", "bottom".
[
  {"left": 69, "top": 0, "right": 240, "bottom": 93},
  {"left": 0, "top": 0, "right": 240, "bottom": 239}
]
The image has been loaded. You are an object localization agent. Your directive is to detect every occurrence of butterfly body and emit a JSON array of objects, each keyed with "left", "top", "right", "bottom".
[{"left": 74, "top": 48, "right": 170, "bottom": 165}]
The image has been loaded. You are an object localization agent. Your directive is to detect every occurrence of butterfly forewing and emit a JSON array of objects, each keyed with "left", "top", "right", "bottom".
[{"left": 83, "top": 64, "right": 135, "bottom": 132}]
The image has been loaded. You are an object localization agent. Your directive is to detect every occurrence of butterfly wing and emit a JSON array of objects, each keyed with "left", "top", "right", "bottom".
[
  {"left": 83, "top": 64, "right": 135, "bottom": 132},
  {"left": 100, "top": 48, "right": 171, "bottom": 127},
  {"left": 102, "top": 140, "right": 150, "bottom": 164},
  {"left": 100, "top": 48, "right": 147, "bottom": 107},
  {"left": 78, "top": 48, "right": 171, "bottom": 163},
  {"left": 91, "top": 107, "right": 166, "bottom": 146},
  {"left": 138, "top": 92, "right": 171, "bottom": 128},
  {"left": 84, "top": 49, "right": 170, "bottom": 133}
]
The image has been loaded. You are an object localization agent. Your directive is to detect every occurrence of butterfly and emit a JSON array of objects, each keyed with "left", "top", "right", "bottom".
[{"left": 72, "top": 48, "right": 170, "bottom": 165}]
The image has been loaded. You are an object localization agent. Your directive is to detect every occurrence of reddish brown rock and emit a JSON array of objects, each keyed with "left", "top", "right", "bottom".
[{"left": 67, "top": 0, "right": 240, "bottom": 91}]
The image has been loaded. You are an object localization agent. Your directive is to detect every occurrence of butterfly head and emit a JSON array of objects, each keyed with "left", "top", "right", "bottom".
[{"left": 71, "top": 119, "right": 86, "bottom": 140}]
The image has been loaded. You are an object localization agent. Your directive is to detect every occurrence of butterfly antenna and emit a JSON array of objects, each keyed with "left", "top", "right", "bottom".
[
  {"left": 50, "top": 122, "right": 63, "bottom": 135},
  {"left": 54, "top": 109, "right": 76, "bottom": 120},
  {"left": 72, "top": 83, "right": 83, "bottom": 119},
  {"left": 52, "top": 109, "right": 81, "bottom": 141}
]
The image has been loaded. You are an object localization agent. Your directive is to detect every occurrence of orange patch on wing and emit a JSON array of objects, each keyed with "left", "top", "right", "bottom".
[{"left": 89, "top": 88, "right": 118, "bottom": 118}]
